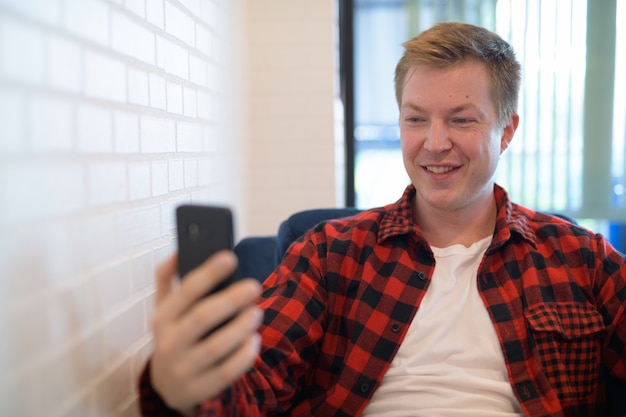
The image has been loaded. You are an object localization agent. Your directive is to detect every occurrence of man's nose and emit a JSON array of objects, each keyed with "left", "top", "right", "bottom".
[{"left": 424, "top": 120, "right": 452, "bottom": 152}]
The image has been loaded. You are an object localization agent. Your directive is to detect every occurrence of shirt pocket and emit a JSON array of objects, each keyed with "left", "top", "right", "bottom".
[{"left": 525, "top": 303, "right": 605, "bottom": 402}]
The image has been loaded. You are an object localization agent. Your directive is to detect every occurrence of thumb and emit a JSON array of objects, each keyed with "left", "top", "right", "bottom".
[{"left": 155, "top": 254, "right": 178, "bottom": 305}]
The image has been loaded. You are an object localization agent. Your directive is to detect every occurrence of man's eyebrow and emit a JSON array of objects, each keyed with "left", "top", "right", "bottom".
[
  {"left": 401, "top": 103, "right": 424, "bottom": 112},
  {"left": 401, "top": 102, "right": 481, "bottom": 113},
  {"left": 449, "top": 103, "right": 480, "bottom": 113}
]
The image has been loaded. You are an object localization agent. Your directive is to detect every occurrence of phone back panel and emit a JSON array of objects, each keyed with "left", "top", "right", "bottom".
[{"left": 176, "top": 205, "right": 234, "bottom": 279}]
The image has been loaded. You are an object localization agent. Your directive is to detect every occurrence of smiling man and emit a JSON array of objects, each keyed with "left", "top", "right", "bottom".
[
  {"left": 140, "top": 22, "right": 626, "bottom": 417},
  {"left": 399, "top": 58, "right": 518, "bottom": 249}
]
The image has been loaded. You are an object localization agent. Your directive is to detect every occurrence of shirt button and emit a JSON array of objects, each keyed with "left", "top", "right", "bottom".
[
  {"left": 360, "top": 384, "right": 370, "bottom": 393},
  {"left": 417, "top": 271, "right": 426, "bottom": 280},
  {"left": 391, "top": 323, "right": 401, "bottom": 333}
]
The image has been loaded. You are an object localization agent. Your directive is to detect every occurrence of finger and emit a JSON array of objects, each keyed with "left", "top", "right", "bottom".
[
  {"left": 155, "top": 254, "right": 178, "bottom": 305},
  {"left": 179, "top": 278, "right": 261, "bottom": 345},
  {"left": 183, "top": 306, "right": 264, "bottom": 374},
  {"left": 186, "top": 332, "right": 262, "bottom": 404},
  {"left": 177, "top": 250, "right": 238, "bottom": 308},
  {"left": 159, "top": 250, "right": 238, "bottom": 322}
]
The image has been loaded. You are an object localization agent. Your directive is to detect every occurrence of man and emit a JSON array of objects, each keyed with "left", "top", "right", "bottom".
[{"left": 139, "top": 22, "right": 626, "bottom": 416}]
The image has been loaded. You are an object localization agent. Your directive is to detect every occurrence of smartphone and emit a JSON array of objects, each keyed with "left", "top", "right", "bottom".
[{"left": 176, "top": 204, "right": 240, "bottom": 293}]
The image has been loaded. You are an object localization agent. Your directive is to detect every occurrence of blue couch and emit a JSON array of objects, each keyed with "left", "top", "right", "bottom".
[{"left": 234, "top": 207, "right": 361, "bottom": 282}]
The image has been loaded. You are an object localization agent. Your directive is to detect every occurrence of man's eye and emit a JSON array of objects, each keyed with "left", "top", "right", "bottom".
[{"left": 453, "top": 118, "right": 473, "bottom": 124}]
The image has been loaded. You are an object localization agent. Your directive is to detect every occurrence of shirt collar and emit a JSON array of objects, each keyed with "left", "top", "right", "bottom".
[
  {"left": 377, "top": 185, "right": 421, "bottom": 244},
  {"left": 492, "top": 184, "right": 539, "bottom": 250},
  {"left": 377, "top": 184, "right": 538, "bottom": 249}
]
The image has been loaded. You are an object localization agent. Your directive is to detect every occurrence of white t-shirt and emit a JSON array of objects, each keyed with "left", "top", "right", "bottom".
[{"left": 361, "top": 236, "right": 523, "bottom": 417}]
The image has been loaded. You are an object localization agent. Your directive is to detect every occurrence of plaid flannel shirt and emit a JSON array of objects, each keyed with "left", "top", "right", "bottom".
[{"left": 140, "top": 184, "right": 626, "bottom": 417}]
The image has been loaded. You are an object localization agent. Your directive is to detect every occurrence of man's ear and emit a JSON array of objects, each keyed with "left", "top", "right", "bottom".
[{"left": 500, "top": 113, "right": 519, "bottom": 153}]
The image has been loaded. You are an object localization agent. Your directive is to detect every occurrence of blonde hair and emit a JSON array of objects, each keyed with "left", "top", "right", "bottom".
[{"left": 394, "top": 22, "right": 521, "bottom": 125}]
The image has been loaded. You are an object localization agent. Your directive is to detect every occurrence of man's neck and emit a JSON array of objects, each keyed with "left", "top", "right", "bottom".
[{"left": 412, "top": 197, "right": 497, "bottom": 249}]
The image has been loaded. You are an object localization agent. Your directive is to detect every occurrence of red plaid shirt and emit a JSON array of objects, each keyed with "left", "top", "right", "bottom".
[{"left": 140, "top": 185, "right": 626, "bottom": 417}]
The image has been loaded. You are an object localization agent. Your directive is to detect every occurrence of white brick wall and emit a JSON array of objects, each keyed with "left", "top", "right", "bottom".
[
  {"left": 246, "top": 0, "right": 343, "bottom": 235},
  {"left": 0, "top": 0, "right": 340, "bottom": 415},
  {"left": 0, "top": 0, "right": 251, "bottom": 415}
]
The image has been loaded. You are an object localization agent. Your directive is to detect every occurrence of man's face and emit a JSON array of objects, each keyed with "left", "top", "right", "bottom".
[{"left": 399, "top": 60, "right": 518, "bottom": 215}]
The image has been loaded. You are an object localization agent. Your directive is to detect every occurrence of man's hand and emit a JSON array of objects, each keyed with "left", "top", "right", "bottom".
[{"left": 149, "top": 251, "right": 263, "bottom": 416}]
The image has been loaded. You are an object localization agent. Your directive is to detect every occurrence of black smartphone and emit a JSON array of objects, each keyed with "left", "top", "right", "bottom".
[{"left": 176, "top": 204, "right": 240, "bottom": 293}]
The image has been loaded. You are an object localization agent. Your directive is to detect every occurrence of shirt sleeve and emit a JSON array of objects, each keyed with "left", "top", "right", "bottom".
[
  {"left": 198, "top": 233, "right": 329, "bottom": 415},
  {"left": 139, "top": 231, "right": 330, "bottom": 416},
  {"left": 593, "top": 234, "right": 626, "bottom": 379},
  {"left": 138, "top": 360, "right": 187, "bottom": 417}
]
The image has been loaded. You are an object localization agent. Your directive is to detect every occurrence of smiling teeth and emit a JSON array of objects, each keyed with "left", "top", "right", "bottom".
[{"left": 426, "top": 166, "right": 454, "bottom": 174}]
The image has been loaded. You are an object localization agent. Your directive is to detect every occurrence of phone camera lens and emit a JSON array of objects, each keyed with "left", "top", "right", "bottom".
[{"left": 188, "top": 223, "right": 201, "bottom": 240}]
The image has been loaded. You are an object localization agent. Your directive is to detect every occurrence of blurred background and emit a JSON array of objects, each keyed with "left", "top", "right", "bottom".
[
  {"left": 347, "top": 0, "right": 626, "bottom": 250},
  {"left": 0, "top": 0, "right": 623, "bottom": 416}
]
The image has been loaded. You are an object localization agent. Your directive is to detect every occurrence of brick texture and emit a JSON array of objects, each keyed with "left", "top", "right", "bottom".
[{"left": 0, "top": 0, "right": 339, "bottom": 415}]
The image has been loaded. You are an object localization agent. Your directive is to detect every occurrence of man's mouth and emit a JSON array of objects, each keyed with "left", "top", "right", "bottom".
[{"left": 425, "top": 166, "right": 455, "bottom": 174}]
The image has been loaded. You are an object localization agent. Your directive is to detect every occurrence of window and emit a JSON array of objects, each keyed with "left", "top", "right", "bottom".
[
  {"left": 492, "top": 0, "right": 587, "bottom": 215},
  {"left": 351, "top": 0, "right": 498, "bottom": 209},
  {"left": 347, "top": 0, "right": 626, "bottom": 221},
  {"left": 612, "top": 0, "right": 626, "bottom": 210}
]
